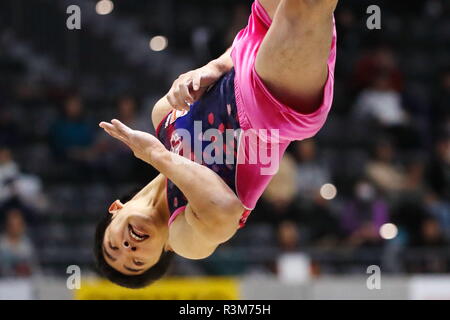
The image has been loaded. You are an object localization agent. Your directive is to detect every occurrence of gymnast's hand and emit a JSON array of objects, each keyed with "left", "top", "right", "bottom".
[
  {"left": 166, "top": 63, "right": 225, "bottom": 111},
  {"left": 99, "top": 119, "right": 165, "bottom": 164}
]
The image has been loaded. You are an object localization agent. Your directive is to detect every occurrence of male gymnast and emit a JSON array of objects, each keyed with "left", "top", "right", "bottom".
[{"left": 95, "top": 0, "right": 338, "bottom": 288}]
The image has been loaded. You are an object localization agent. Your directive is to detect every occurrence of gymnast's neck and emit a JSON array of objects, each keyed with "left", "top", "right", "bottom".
[{"left": 131, "top": 174, "right": 170, "bottom": 222}]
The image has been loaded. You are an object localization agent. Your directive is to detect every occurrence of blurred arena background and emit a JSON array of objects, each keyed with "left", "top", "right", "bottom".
[{"left": 0, "top": 0, "right": 450, "bottom": 300}]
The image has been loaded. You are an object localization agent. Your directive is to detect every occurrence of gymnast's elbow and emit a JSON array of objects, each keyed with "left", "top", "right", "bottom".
[
  {"left": 203, "top": 223, "right": 238, "bottom": 245},
  {"left": 212, "top": 207, "right": 244, "bottom": 242},
  {"left": 194, "top": 202, "right": 243, "bottom": 244},
  {"left": 151, "top": 95, "right": 172, "bottom": 130}
]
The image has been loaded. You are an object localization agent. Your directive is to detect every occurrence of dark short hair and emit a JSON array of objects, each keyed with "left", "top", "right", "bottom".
[{"left": 93, "top": 191, "right": 173, "bottom": 289}]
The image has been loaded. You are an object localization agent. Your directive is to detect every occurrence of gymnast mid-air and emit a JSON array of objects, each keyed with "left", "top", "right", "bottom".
[{"left": 95, "top": 0, "right": 338, "bottom": 288}]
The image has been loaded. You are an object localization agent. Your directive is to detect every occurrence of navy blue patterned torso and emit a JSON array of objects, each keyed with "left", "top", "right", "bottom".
[{"left": 157, "top": 69, "right": 242, "bottom": 217}]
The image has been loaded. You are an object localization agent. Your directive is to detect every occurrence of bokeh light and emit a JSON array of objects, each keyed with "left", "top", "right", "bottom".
[
  {"left": 149, "top": 36, "right": 169, "bottom": 52},
  {"left": 96, "top": 0, "right": 114, "bottom": 15},
  {"left": 380, "top": 223, "right": 399, "bottom": 240},
  {"left": 320, "top": 183, "right": 337, "bottom": 200}
]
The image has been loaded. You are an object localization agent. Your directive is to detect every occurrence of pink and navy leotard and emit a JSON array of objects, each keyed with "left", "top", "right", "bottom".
[{"left": 156, "top": 0, "right": 337, "bottom": 228}]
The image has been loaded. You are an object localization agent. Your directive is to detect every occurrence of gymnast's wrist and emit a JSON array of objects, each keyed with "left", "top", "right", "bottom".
[{"left": 145, "top": 140, "right": 168, "bottom": 166}]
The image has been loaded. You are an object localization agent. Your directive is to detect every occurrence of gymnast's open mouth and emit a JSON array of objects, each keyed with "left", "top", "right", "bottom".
[{"left": 128, "top": 224, "right": 150, "bottom": 242}]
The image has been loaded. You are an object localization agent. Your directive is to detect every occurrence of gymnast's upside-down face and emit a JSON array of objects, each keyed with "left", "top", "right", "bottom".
[{"left": 102, "top": 200, "right": 167, "bottom": 275}]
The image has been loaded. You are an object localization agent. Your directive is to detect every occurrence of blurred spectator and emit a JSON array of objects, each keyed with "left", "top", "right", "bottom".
[
  {"left": 277, "top": 221, "right": 300, "bottom": 252},
  {"left": 93, "top": 95, "right": 153, "bottom": 182},
  {"left": 94, "top": 96, "right": 141, "bottom": 158},
  {"left": 400, "top": 156, "right": 428, "bottom": 200},
  {"left": 0, "top": 147, "right": 44, "bottom": 212},
  {"left": 293, "top": 139, "right": 331, "bottom": 201},
  {"left": 49, "top": 95, "right": 95, "bottom": 161},
  {"left": 353, "top": 71, "right": 408, "bottom": 128},
  {"left": 425, "top": 135, "right": 450, "bottom": 240},
  {"left": 340, "top": 180, "right": 389, "bottom": 248},
  {"left": 301, "top": 197, "right": 340, "bottom": 248},
  {"left": 48, "top": 95, "right": 97, "bottom": 181},
  {"left": 0, "top": 148, "right": 19, "bottom": 205},
  {"left": 116, "top": 96, "right": 144, "bottom": 129},
  {"left": 352, "top": 45, "right": 403, "bottom": 94},
  {"left": 261, "top": 141, "right": 341, "bottom": 247},
  {"left": 0, "top": 208, "right": 39, "bottom": 278},
  {"left": 407, "top": 217, "right": 449, "bottom": 274},
  {"left": 352, "top": 45, "right": 422, "bottom": 150},
  {"left": 418, "top": 217, "right": 448, "bottom": 248},
  {"left": 365, "top": 139, "right": 407, "bottom": 195},
  {"left": 426, "top": 194, "right": 450, "bottom": 242}
]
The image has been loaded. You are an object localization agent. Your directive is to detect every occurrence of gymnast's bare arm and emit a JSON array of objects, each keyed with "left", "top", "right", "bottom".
[
  {"left": 99, "top": 120, "right": 245, "bottom": 260},
  {"left": 166, "top": 48, "right": 234, "bottom": 111},
  {"left": 151, "top": 48, "right": 233, "bottom": 127}
]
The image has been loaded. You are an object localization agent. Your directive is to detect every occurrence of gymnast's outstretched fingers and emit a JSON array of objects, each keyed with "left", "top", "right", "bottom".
[
  {"left": 99, "top": 121, "right": 130, "bottom": 146},
  {"left": 100, "top": 119, "right": 166, "bottom": 164}
]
